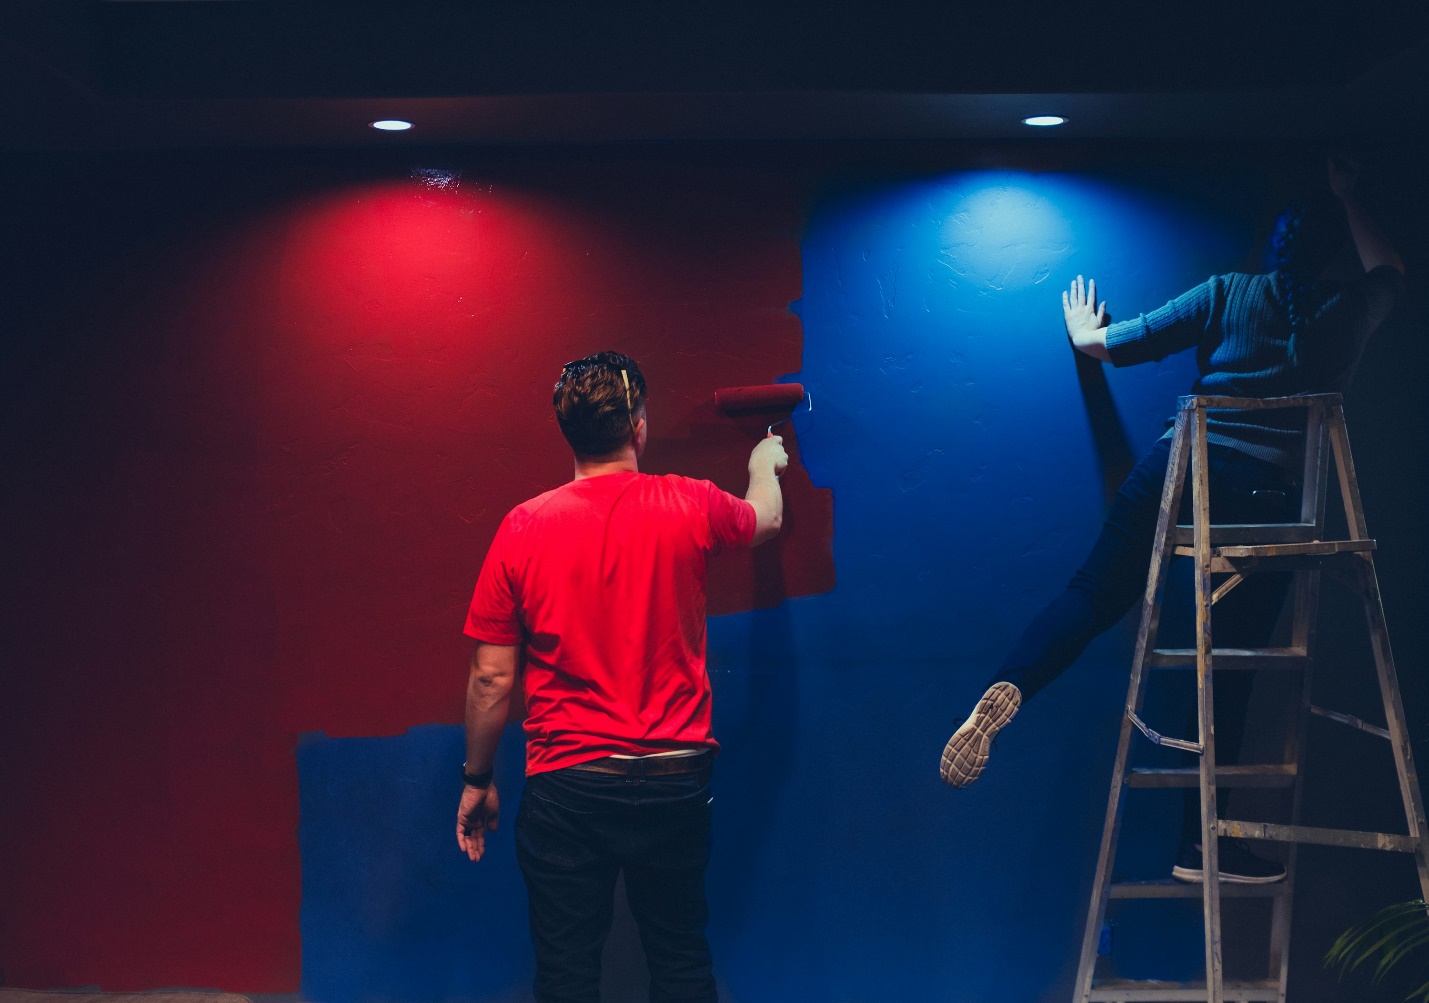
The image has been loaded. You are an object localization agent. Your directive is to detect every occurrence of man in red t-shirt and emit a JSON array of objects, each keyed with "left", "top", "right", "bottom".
[{"left": 457, "top": 351, "right": 787, "bottom": 1003}]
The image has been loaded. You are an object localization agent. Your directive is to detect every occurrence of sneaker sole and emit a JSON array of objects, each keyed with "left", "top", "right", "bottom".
[
  {"left": 1171, "top": 865, "right": 1287, "bottom": 885},
  {"left": 940, "top": 682, "right": 1021, "bottom": 788}
]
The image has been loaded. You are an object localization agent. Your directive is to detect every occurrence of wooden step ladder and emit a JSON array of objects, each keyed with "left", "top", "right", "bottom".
[{"left": 1072, "top": 393, "right": 1429, "bottom": 1003}]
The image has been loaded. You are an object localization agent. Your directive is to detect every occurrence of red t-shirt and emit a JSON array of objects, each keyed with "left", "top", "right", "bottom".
[{"left": 464, "top": 471, "right": 757, "bottom": 775}]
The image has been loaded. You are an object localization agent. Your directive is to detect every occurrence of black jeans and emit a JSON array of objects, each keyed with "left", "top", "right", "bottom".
[
  {"left": 515, "top": 762, "right": 717, "bottom": 1003},
  {"left": 990, "top": 437, "right": 1298, "bottom": 844}
]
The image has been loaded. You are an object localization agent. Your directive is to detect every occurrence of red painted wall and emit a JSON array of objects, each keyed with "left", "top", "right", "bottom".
[{"left": 0, "top": 156, "right": 831, "bottom": 990}]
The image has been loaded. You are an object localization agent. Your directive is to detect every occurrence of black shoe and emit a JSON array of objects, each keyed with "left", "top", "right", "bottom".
[
  {"left": 1172, "top": 838, "right": 1287, "bottom": 884},
  {"left": 940, "top": 682, "right": 1022, "bottom": 788}
]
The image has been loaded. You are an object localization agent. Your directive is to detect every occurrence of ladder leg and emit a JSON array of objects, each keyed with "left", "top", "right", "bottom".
[
  {"left": 1328, "top": 405, "right": 1429, "bottom": 904},
  {"left": 1191, "top": 404, "right": 1225, "bottom": 1003},
  {"left": 1354, "top": 555, "right": 1429, "bottom": 903},
  {"left": 1268, "top": 569, "right": 1320, "bottom": 1002},
  {"left": 1326, "top": 405, "right": 1369, "bottom": 542},
  {"left": 1073, "top": 413, "right": 1193, "bottom": 1002},
  {"left": 1270, "top": 403, "right": 1329, "bottom": 1000}
]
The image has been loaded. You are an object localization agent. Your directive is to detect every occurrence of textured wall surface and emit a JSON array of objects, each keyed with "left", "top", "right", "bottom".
[
  {"left": 3, "top": 149, "right": 1425, "bottom": 1003},
  {"left": 0, "top": 156, "right": 828, "bottom": 993}
]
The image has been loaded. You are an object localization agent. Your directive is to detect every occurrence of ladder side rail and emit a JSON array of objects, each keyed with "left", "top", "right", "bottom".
[
  {"left": 1270, "top": 398, "right": 1330, "bottom": 995},
  {"left": 1331, "top": 405, "right": 1429, "bottom": 902},
  {"left": 1191, "top": 400, "right": 1226, "bottom": 1003},
  {"left": 1354, "top": 556, "right": 1429, "bottom": 904},
  {"left": 1327, "top": 405, "right": 1370, "bottom": 542},
  {"left": 1074, "top": 412, "right": 1195, "bottom": 1003},
  {"left": 1268, "top": 568, "right": 1321, "bottom": 998},
  {"left": 1300, "top": 402, "right": 1329, "bottom": 537}
]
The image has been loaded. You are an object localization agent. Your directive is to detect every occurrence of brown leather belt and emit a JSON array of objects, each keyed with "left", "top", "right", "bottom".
[{"left": 568, "top": 751, "right": 712, "bottom": 776}]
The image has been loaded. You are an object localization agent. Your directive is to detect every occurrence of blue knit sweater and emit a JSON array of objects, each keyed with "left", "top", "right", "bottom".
[{"left": 1104, "top": 266, "right": 1403, "bottom": 468}]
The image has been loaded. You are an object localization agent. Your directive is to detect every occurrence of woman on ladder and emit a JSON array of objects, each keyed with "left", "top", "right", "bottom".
[{"left": 940, "top": 156, "right": 1405, "bottom": 884}]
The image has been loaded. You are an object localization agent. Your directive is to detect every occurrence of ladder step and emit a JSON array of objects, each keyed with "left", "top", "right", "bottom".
[
  {"left": 1127, "top": 765, "right": 1298, "bottom": 789},
  {"left": 1089, "top": 978, "right": 1279, "bottom": 1001},
  {"left": 1173, "top": 524, "right": 1320, "bottom": 546},
  {"left": 1218, "top": 820, "right": 1418, "bottom": 853},
  {"left": 1181, "top": 392, "right": 1341, "bottom": 410},
  {"left": 1109, "top": 878, "right": 1286, "bottom": 899},
  {"left": 1148, "top": 647, "right": 1310, "bottom": 670},
  {"left": 1173, "top": 539, "right": 1375, "bottom": 560}
]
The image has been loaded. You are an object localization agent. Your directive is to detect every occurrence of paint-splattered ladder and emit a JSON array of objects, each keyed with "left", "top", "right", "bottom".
[{"left": 1072, "top": 393, "right": 1429, "bottom": 1003}]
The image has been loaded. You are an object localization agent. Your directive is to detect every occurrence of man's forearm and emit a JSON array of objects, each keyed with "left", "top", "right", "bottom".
[
  {"left": 465, "top": 691, "right": 508, "bottom": 774},
  {"left": 464, "top": 646, "right": 516, "bottom": 773},
  {"left": 746, "top": 467, "right": 783, "bottom": 546}
]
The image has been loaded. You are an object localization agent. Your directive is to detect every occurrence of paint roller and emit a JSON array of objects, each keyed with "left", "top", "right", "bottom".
[{"left": 714, "top": 383, "right": 812, "bottom": 434}]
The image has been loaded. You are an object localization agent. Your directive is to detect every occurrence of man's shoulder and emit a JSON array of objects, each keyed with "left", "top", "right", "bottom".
[
  {"left": 636, "top": 473, "right": 738, "bottom": 509},
  {"left": 501, "top": 485, "right": 568, "bottom": 530},
  {"left": 640, "top": 472, "right": 712, "bottom": 493}
]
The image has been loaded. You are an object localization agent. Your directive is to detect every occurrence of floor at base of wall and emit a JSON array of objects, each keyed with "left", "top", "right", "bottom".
[{"left": 0, "top": 989, "right": 277, "bottom": 1003}]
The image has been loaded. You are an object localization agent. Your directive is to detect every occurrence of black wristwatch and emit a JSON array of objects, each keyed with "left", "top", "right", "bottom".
[{"left": 462, "top": 764, "right": 494, "bottom": 789}]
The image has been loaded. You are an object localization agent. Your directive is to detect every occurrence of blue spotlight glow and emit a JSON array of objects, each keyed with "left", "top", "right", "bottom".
[
  {"left": 369, "top": 120, "right": 413, "bottom": 132},
  {"left": 1022, "top": 115, "right": 1067, "bottom": 127}
]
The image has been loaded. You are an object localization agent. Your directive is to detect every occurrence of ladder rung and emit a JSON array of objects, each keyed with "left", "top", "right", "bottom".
[
  {"left": 1173, "top": 539, "right": 1375, "bottom": 560},
  {"left": 1218, "top": 820, "right": 1418, "bottom": 853},
  {"left": 1089, "top": 978, "right": 1279, "bottom": 1001},
  {"left": 1173, "top": 524, "right": 1320, "bottom": 546},
  {"left": 1109, "top": 878, "right": 1287, "bottom": 899},
  {"left": 1148, "top": 647, "right": 1310, "bottom": 670},
  {"left": 1127, "top": 765, "right": 1298, "bottom": 789}
]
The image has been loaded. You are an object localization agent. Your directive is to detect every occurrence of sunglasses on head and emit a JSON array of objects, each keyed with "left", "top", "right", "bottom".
[{"left": 559, "top": 359, "right": 638, "bottom": 434}]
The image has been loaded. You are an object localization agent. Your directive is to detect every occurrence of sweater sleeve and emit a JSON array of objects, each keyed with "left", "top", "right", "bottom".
[
  {"left": 1104, "top": 276, "right": 1223, "bottom": 368},
  {"left": 1348, "top": 265, "right": 1404, "bottom": 334},
  {"left": 1300, "top": 265, "right": 1404, "bottom": 379}
]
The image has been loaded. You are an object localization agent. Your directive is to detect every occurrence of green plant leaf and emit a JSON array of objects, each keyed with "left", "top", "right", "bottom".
[{"left": 1327, "top": 900, "right": 1429, "bottom": 1000}]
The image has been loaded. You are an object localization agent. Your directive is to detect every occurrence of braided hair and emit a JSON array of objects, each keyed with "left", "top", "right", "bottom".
[{"left": 1265, "top": 195, "right": 1349, "bottom": 371}]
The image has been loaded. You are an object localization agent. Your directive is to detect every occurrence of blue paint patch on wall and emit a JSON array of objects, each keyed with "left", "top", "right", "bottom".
[
  {"left": 297, "top": 167, "right": 1272, "bottom": 1002},
  {"left": 297, "top": 724, "right": 533, "bottom": 1003}
]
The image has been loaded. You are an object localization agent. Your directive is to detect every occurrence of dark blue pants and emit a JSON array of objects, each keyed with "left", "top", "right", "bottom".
[
  {"left": 516, "top": 763, "right": 717, "bottom": 1003},
  {"left": 991, "top": 437, "right": 1298, "bottom": 843}
]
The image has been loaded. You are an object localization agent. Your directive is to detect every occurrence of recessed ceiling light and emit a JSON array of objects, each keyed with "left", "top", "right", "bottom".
[
  {"left": 1022, "top": 115, "right": 1067, "bottom": 127},
  {"left": 370, "top": 120, "right": 413, "bottom": 132}
]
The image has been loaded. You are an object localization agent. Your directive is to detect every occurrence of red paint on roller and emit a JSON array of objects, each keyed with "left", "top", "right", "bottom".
[{"left": 714, "top": 383, "right": 805, "bottom": 413}]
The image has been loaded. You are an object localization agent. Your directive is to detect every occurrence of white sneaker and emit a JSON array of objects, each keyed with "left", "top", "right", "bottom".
[{"left": 940, "top": 682, "right": 1022, "bottom": 788}]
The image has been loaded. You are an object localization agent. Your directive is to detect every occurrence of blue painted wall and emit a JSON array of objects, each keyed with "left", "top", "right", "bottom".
[{"left": 298, "top": 167, "right": 1279, "bottom": 1001}]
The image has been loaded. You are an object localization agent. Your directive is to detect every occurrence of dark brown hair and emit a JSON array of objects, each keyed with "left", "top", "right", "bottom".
[{"left": 552, "top": 351, "right": 647, "bottom": 456}]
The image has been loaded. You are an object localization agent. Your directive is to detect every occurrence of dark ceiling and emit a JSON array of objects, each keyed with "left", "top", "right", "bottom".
[{"left": 3, "top": 0, "right": 1427, "bottom": 148}]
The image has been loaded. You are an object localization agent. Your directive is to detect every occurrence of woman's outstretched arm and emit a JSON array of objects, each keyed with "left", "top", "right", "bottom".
[
  {"left": 1067, "top": 271, "right": 1221, "bottom": 368},
  {"left": 1330, "top": 156, "right": 1405, "bottom": 275}
]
